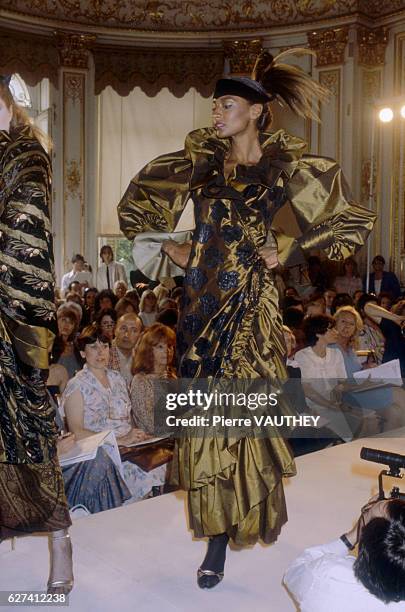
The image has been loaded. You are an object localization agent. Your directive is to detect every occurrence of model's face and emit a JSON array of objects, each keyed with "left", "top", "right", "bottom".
[
  {"left": 212, "top": 96, "right": 261, "bottom": 138},
  {"left": 115, "top": 318, "right": 143, "bottom": 350},
  {"left": 0, "top": 96, "right": 12, "bottom": 132},
  {"left": 58, "top": 316, "right": 75, "bottom": 338},
  {"left": 335, "top": 313, "right": 357, "bottom": 339},
  {"left": 83, "top": 340, "right": 110, "bottom": 369}
]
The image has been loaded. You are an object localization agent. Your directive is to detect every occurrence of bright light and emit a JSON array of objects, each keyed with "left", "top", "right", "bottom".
[
  {"left": 379, "top": 107, "right": 394, "bottom": 122},
  {"left": 401, "top": 105, "right": 405, "bottom": 119}
]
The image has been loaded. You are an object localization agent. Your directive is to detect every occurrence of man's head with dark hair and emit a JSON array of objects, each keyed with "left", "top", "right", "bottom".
[
  {"left": 303, "top": 314, "right": 335, "bottom": 347},
  {"left": 284, "top": 296, "right": 304, "bottom": 312},
  {"left": 331, "top": 292, "right": 353, "bottom": 315},
  {"left": 100, "top": 245, "right": 114, "bottom": 263},
  {"left": 71, "top": 253, "right": 85, "bottom": 272},
  {"left": 354, "top": 499, "right": 405, "bottom": 604},
  {"left": 71, "top": 253, "right": 85, "bottom": 264}
]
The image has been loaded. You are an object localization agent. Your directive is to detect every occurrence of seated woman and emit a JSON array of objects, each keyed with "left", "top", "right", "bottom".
[
  {"left": 130, "top": 323, "right": 176, "bottom": 433},
  {"left": 94, "top": 308, "right": 117, "bottom": 343},
  {"left": 51, "top": 305, "right": 83, "bottom": 379},
  {"left": 294, "top": 315, "right": 372, "bottom": 441},
  {"left": 61, "top": 331, "right": 168, "bottom": 501},
  {"left": 357, "top": 294, "right": 386, "bottom": 366},
  {"left": 333, "top": 306, "right": 404, "bottom": 432}
]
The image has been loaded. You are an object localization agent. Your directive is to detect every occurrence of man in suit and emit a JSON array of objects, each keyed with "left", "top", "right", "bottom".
[
  {"left": 365, "top": 255, "right": 401, "bottom": 299},
  {"left": 96, "top": 245, "right": 127, "bottom": 291}
]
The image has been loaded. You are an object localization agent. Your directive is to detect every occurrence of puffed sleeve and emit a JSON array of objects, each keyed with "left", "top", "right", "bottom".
[
  {"left": 275, "top": 156, "right": 376, "bottom": 267},
  {"left": 117, "top": 150, "right": 192, "bottom": 239}
]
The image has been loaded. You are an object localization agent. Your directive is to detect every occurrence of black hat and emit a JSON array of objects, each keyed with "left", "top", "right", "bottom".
[
  {"left": 214, "top": 76, "right": 272, "bottom": 104},
  {"left": 0, "top": 75, "right": 12, "bottom": 87}
]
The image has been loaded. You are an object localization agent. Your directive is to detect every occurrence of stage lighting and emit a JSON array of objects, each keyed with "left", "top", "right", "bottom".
[
  {"left": 401, "top": 105, "right": 405, "bottom": 119},
  {"left": 379, "top": 107, "right": 394, "bottom": 122}
]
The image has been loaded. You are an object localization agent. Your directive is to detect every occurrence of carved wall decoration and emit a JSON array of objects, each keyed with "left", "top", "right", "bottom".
[
  {"left": 319, "top": 69, "right": 339, "bottom": 96},
  {"left": 357, "top": 27, "right": 389, "bottom": 67},
  {"left": 318, "top": 69, "right": 341, "bottom": 161},
  {"left": 361, "top": 69, "right": 382, "bottom": 100},
  {"left": 307, "top": 27, "right": 349, "bottom": 67},
  {"left": 64, "top": 74, "right": 84, "bottom": 103},
  {"left": 56, "top": 32, "right": 96, "bottom": 69},
  {"left": 93, "top": 46, "right": 225, "bottom": 97},
  {"left": 3, "top": 0, "right": 405, "bottom": 33},
  {"left": 0, "top": 27, "right": 58, "bottom": 87},
  {"left": 223, "top": 40, "right": 262, "bottom": 75},
  {"left": 65, "top": 159, "right": 81, "bottom": 197}
]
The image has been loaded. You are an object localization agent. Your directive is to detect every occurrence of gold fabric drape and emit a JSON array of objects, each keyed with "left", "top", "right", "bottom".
[{"left": 118, "top": 127, "right": 375, "bottom": 545}]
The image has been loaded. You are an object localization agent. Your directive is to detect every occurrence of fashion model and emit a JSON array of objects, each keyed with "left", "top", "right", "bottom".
[{"left": 118, "top": 50, "right": 376, "bottom": 589}]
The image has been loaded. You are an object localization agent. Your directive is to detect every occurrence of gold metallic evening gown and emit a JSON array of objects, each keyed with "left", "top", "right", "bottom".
[
  {"left": 118, "top": 127, "right": 375, "bottom": 545},
  {"left": 0, "top": 126, "right": 70, "bottom": 538}
]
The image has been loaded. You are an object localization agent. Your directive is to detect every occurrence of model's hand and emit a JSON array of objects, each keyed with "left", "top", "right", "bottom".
[
  {"left": 162, "top": 240, "right": 192, "bottom": 269},
  {"left": 258, "top": 246, "right": 279, "bottom": 270}
]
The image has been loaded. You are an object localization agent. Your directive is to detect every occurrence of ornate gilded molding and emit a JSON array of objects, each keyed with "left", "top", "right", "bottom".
[
  {"left": 3, "top": 1, "right": 405, "bottom": 33},
  {"left": 56, "top": 31, "right": 96, "bottom": 69},
  {"left": 319, "top": 69, "right": 339, "bottom": 96},
  {"left": 361, "top": 69, "right": 381, "bottom": 100},
  {"left": 93, "top": 46, "right": 224, "bottom": 97},
  {"left": 357, "top": 27, "right": 389, "bottom": 67},
  {"left": 0, "top": 27, "right": 58, "bottom": 87},
  {"left": 307, "top": 26, "right": 349, "bottom": 67},
  {"left": 65, "top": 159, "right": 81, "bottom": 197},
  {"left": 223, "top": 40, "right": 262, "bottom": 76}
]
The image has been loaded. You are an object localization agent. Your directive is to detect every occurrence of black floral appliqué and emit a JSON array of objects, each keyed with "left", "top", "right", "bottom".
[
  {"left": 183, "top": 313, "right": 204, "bottom": 336},
  {"left": 236, "top": 242, "right": 255, "bottom": 269},
  {"left": 199, "top": 292, "right": 219, "bottom": 317},
  {"left": 217, "top": 270, "right": 239, "bottom": 291},
  {"left": 221, "top": 225, "right": 243, "bottom": 245},
  {"left": 204, "top": 246, "right": 224, "bottom": 269},
  {"left": 195, "top": 222, "right": 214, "bottom": 244},
  {"left": 210, "top": 200, "right": 229, "bottom": 222},
  {"left": 185, "top": 267, "right": 208, "bottom": 291},
  {"left": 202, "top": 355, "right": 222, "bottom": 376},
  {"left": 211, "top": 312, "right": 228, "bottom": 333}
]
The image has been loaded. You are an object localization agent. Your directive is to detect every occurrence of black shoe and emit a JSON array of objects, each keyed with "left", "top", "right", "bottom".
[{"left": 197, "top": 567, "right": 224, "bottom": 589}]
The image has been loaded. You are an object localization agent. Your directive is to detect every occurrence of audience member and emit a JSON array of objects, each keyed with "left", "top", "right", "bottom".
[
  {"left": 94, "top": 289, "right": 117, "bottom": 313},
  {"left": 324, "top": 287, "right": 337, "bottom": 315},
  {"left": 114, "top": 280, "right": 128, "bottom": 300},
  {"left": 364, "top": 301, "right": 405, "bottom": 376},
  {"left": 61, "top": 254, "right": 93, "bottom": 295},
  {"left": 115, "top": 297, "right": 137, "bottom": 319},
  {"left": 124, "top": 289, "right": 140, "bottom": 313},
  {"left": 81, "top": 287, "right": 98, "bottom": 328},
  {"left": 353, "top": 289, "right": 364, "bottom": 307},
  {"left": 156, "top": 308, "right": 178, "bottom": 330},
  {"left": 378, "top": 292, "right": 392, "bottom": 311},
  {"left": 52, "top": 306, "right": 83, "bottom": 379},
  {"left": 130, "top": 324, "right": 176, "bottom": 434},
  {"left": 365, "top": 255, "right": 401, "bottom": 299},
  {"left": 283, "top": 308, "right": 306, "bottom": 353},
  {"left": 95, "top": 308, "right": 117, "bottom": 342},
  {"left": 109, "top": 313, "right": 143, "bottom": 389},
  {"left": 284, "top": 497, "right": 405, "bottom": 610},
  {"left": 96, "top": 245, "right": 127, "bottom": 291},
  {"left": 62, "top": 332, "right": 167, "bottom": 500},
  {"left": 307, "top": 255, "right": 328, "bottom": 292},
  {"left": 356, "top": 294, "right": 386, "bottom": 366},
  {"left": 334, "top": 257, "right": 363, "bottom": 297},
  {"left": 139, "top": 290, "right": 158, "bottom": 327},
  {"left": 330, "top": 292, "right": 353, "bottom": 315},
  {"left": 305, "top": 293, "right": 326, "bottom": 317},
  {"left": 284, "top": 296, "right": 305, "bottom": 313}
]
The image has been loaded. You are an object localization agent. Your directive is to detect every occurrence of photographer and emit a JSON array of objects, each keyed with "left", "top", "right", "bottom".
[{"left": 284, "top": 496, "right": 405, "bottom": 610}]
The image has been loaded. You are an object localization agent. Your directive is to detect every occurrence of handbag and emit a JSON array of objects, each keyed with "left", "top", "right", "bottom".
[{"left": 119, "top": 437, "right": 174, "bottom": 472}]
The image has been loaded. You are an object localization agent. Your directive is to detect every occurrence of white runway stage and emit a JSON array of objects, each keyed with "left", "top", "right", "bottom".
[{"left": 1, "top": 430, "right": 404, "bottom": 612}]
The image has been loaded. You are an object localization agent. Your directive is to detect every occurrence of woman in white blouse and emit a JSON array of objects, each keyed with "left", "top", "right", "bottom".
[
  {"left": 61, "top": 331, "right": 167, "bottom": 500},
  {"left": 294, "top": 314, "right": 366, "bottom": 441}
]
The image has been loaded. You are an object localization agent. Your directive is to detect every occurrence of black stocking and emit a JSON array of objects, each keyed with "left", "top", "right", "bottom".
[{"left": 197, "top": 533, "right": 229, "bottom": 589}]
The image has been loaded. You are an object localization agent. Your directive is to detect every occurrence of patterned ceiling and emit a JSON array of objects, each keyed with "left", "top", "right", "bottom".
[{"left": 1, "top": 0, "right": 405, "bottom": 32}]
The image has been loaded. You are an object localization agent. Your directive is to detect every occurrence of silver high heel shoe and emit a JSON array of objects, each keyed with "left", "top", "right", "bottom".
[{"left": 47, "top": 531, "right": 74, "bottom": 595}]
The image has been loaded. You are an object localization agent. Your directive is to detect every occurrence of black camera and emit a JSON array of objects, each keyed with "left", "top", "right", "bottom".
[{"left": 361, "top": 447, "right": 405, "bottom": 500}]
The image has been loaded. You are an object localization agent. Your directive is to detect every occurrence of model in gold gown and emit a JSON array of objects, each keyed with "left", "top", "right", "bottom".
[
  {"left": 0, "top": 77, "right": 73, "bottom": 593},
  {"left": 118, "top": 50, "right": 376, "bottom": 588}
]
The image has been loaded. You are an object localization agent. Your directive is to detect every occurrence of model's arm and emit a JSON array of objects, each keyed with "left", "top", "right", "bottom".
[
  {"left": 117, "top": 151, "right": 192, "bottom": 238},
  {"left": 276, "top": 157, "right": 376, "bottom": 267},
  {"left": 364, "top": 301, "right": 405, "bottom": 326}
]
